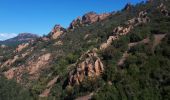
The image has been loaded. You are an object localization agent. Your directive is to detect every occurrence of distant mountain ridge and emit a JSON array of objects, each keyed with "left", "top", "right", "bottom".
[{"left": 0, "top": 33, "right": 39, "bottom": 46}]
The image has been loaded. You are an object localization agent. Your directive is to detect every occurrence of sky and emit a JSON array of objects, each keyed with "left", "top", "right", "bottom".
[{"left": 0, "top": 0, "right": 146, "bottom": 40}]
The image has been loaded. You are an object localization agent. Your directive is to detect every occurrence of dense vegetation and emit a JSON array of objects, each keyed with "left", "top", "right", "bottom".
[
  {"left": 92, "top": 1, "right": 170, "bottom": 99},
  {"left": 0, "top": 76, "right": 33, "bottom": 100}
]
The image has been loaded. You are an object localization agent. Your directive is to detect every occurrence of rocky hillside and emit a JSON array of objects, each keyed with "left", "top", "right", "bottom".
[
  {"left": 0, "top": 33, "right": 39, "bottom": 46},
  {"left": 0, "top": 0, "right": 170, "bottom": 100}
]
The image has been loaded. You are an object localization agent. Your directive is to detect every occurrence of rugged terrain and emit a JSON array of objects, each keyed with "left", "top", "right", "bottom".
[
  {"left": 0, "top": 33, "right": 39, "bottom": 46},
  {"left": 0, "top": 0, "right": 170, "bottom": 100}
]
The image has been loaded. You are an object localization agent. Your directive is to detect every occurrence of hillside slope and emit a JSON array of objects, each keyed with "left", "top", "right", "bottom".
[{"left": 0, "top": 0, "right": 170, "bottom": 100}]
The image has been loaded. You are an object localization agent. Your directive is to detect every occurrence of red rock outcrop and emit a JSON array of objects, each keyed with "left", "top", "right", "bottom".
[
  {"left": 69, "top": 12, "right": 111, "bottom": 29},
  {"left": 27, "top": 53, "right": 51, "bottom": 74},
  {"left": 49, "top": 24, "right": 66, "bottom": 39},
  {"left": 126, "top": 11, "right": 150, "bottom": 26},
  {"left": 15, "top": 43, "right": 29, "bottom": 52},
  {"left": 68, "top": 51, "right": 104, "bottom": 86},
  {"left": 3, "top": 53, "right": 52, "bottom": 83},
  {"left": 100, "top": 11, "right": 150, "bottom": 50},
  {"left": 82, "top": 12, "right": 111, "bottom": 24},
  {"left": 82, "top": 12, "right": 99, "bottom": 24}
]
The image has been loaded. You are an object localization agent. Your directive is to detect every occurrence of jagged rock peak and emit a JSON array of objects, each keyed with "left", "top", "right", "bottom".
[
  {"left": 49, "top": 24, "right": 66, "bottom": 39},
  {"left": 69, "top": 12, "right": 111, "bottom": 29},
  {"left": 82, "top": 12, "right": 98, "bottom": 24},
  {"left": 123, "top": 3, "right": 133, "bottom": 11}
]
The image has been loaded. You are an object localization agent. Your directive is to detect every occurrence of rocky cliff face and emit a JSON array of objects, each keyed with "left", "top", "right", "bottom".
[
  {"left": 82, "top": 12, "right": 99, "bottom": 24},
  {"left": 3, "top": 53, "right": 52, "bottom": 83},
  {"left": 82, "top": 12, "right": 111, "bottom": 24},
  {"left": 69, "top": 12, "right": 111, "bottom": 29},
  {"left": 68, "top": 51, "right": 104, "bottom": 86}
]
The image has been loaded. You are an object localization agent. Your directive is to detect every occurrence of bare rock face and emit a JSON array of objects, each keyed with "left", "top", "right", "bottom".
[
  {"left": 68, "top": 51, "right": 104, "bottom": 86},
  {"left": 82, "top": 12, "right": 99, "bottom": 24},
  {"left": 3, "top": 53, "right": 52, "bottom": 83},
  {"left": 82, "top": 12, "right": 111, "bottom": 24},
  {"left": 69, "top": 12, "right": 111, "bottom": 29},
  {"left": 49, "top": 25, "right": 66, "bottom": 39},
  {"left": 16, "top": 43, "right": 29, "bottom": 52},
  {"left": 28, "top": 53, "right": 51, "bottom": 74}
]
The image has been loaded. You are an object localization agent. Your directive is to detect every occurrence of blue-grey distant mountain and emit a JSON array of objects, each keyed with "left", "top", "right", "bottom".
[{"left": 0, "top": 33, "right": 39, "bottom": 46}]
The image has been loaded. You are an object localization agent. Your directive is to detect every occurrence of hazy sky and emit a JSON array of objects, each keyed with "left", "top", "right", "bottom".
[{"left": 0, "top": 0, "right": 146, "bottom": 40}]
